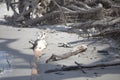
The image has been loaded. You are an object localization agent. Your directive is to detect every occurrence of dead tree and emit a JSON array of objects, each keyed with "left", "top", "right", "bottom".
[
  {"left": 4, "top": 0, "right": 120, "bottom": 29},
  {"left": 23, "top": 3, "right": 103, "bottom": 26}
]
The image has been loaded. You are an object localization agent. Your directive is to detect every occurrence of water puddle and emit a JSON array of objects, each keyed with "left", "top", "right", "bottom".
[{"left": 0, "top": 51, "right": 13, "bottom": 77}]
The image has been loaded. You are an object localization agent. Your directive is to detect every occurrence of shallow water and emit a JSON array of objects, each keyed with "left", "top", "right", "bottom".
[{"left": 0, "top": 51, "right": 13, "bottom": 77}]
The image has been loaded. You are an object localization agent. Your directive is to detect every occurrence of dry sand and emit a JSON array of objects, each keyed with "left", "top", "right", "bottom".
[{"left": 0, "top": 3, "right": 120, "bottom": 80}]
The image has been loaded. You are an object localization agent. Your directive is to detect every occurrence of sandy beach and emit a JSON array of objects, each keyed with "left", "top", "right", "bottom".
[{"left": 0, "top": 3, "right": 120, "bottom": 80}]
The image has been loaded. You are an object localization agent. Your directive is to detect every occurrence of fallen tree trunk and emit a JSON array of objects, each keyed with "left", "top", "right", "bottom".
[
  {"left": 70, "top": 1, "right": 91, "bottom": 9},
  {"left": 51, "top": 0, "right": 67, "bottom": 25},
  {"left": 24, "top": 11, "right": 61, "bottom": 26},
  {"left": 46, "top": 45, "right": 87, "bottom": 63},
  {"left": 45, "top": 61, "right": 120, "bottom": 73},
  {"left": 24, "top": 3, "right": 103, "bottom": 26},
  {"left": 69, "top": 17, "right": 120, "bottom": 32},
  {"left": 92, "top": 28, "right": 120, "bottom": 38},
  {"left": 85, "top": 0, "right": 112, "bottom": 9},
  {"left": 66, "top": 4, "right": 87, "bottom": 11},
  {"left": 5, "top": 0, "right": 120, "bottom": 27}
]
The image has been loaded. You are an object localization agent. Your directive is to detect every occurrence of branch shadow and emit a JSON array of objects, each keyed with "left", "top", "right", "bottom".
[
  {"left": 0, "top": 75, "right": 31, "bottom": 80},
  {"left": 0, "top": 38, "right": 33, "bottom": 69}
]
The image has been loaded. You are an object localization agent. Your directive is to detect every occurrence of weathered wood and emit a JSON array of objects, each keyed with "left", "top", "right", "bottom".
[
  {"left": 4, "top": 0, "right": 120, "bottom": 27},
  {"left": 66, "top": 4, "right": 86, "bottom": 11},
  {"left": 45, "top": 61, "right": 120, "bottom": 73},
  {"left": 24, "top": 11, "right": 61, "bottom": 26},
  {"left": 30, "top": 31, "right": 47, "bottom": 80},
  {"left": 46, "top": 45, "right": 87, "bottom": 63},
  {"left": 92, "top": 28, "right": 120, "bottom": 38},
  {"left": 29, "top": 32, "right": 47, "bottom": 59},
  {"left": 112, "top": 5, "right": 120, "bottom": 16},
  {"left": 69, "top": 17, "right": 120, "bottom": 32},
  {"left": 70, "top": 1, "right": 91, "bottom": 9},
  {"left": 5, "top": 0, "right": 11, "bottom": 11},
  {"left": 24, "top": 3, "right": 103, "bottom": 26},
  {"left": 51, "top": 0, "right": 67, "bottom": 25},
  {"left": 85, "top": 0, "right": 112, "bottom": 9}
]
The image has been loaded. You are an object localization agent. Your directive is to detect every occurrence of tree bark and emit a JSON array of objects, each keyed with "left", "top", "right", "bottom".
[
  {"left": 46, "top": 45, "right": 87, "bottom": 63},
  {"left": 24, "top": 3, "right": 103, "bottom": 26},
  {"left": 69, "top": 17, "right": 120, "bottom": 32}
]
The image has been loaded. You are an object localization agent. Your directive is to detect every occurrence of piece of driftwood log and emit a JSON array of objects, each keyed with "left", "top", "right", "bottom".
[
  {"left": 46, "top": 45, "right": 87, "bottom": 63},
  {"left": 92, "top": 28, "right": 120, "bottom": 38},
  {"left": 68, "top": 17, "right": 120, "bottom": 36},
  {"left": 5, "top": 0, "right": 20, "bottom": 15},
  {"left": 23, "top": 3, "right": 103, "bottom": 26},
  {"left": 24, "top": 11, "right": 61, "bottom": 26},
  {"left": 45, "top": 61, "right": 120, "bottom": 73},
  {"left": 111, "top": 5, "right": 120, "bottom": 16},
  {"left": 85, "top": 0, "right": 112, "bottom": 9},
  {"left": 5, "top": 0, "right": 119, "bottom": 26},
  {"left": 70, "top": 17, "right": 120, "bottom": 29},
  {"left": 70, "top": 1, "right": 91, "bottom": 9},
  {"left": 66, "top": 4, "right": 87, "bottom": 11},
  {"left": 4, "top": 0, "right": 105, "bottom": 26},
  {"left": 51, "top": 0, "right": 67, "bottom": 25},
  {"left": 30, "top": 31, "right": 47, "bottom": 80},
  {"left": 29, "top": 31, "right": 47, "bottom": 60}
]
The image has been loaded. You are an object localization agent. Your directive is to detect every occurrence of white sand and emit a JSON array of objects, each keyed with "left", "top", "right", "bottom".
[
  {"left": 0, "top": 25, "right": 120, "bottom": 80},
  {"left": 0, "top": 3, "right": 120, "bottom": 80}
]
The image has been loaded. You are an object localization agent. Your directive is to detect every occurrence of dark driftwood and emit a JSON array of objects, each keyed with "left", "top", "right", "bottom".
[
  {"left": 92, "top": 28, "right": 120, "bottom": 38},
  {"left": 24, "top": 3, "right": 103, "bottom": 26},
  {"left": 66, "top": 4, "right": 87, "bottom": 11},
  {"left": 51, "top": 0, "right": 67, "bottom": 25},
  {"left": 24, "top": 11, "right": 61, "bottom": 26},
  {"left": 45, "top": 62, "right": 120, "bottom": 73},
  {"left": 46, "top": 45, "right": 87, "bottom": 63},
  {"left": 71, "top": 1, "right": 91, "bottom": 9},
  {"left": 112, "top": 5, "right": 120, "bottom": 16},
  {"left": 69, "top": 17, "right": 120, "bottom": 31},
  {"left": 5, "top": 0, "right": 120, "bottom": 26},
  {"left": 85, "top": 0, "right": 112, "bottom": 8}
]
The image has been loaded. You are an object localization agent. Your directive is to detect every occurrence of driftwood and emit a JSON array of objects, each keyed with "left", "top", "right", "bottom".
[
  {"left": 92, "top": 28, "right": 120, "bottom": 38},
  {"left": 70, "top": 1, "right": 91, "bottom": 9},
  {"left": 5, "top": 0, "right": 18, "bottom": 15},
  {"left": 24, "top": 3, "right": 103, "bottom": 26},
  {"left": 29, "top": 31, "right": 47, "bottom": 80},
  {"left": 111, "top": 5, "right": 120, "bottom": 16},
  {"left": 84, "top": 0, "right": 112, "bottom": 9},
  {"left": 45, "top": 61, "right": 120, "bottom": 73},
  {"left": 68, "top": 17, "right": 120, "bottom": 35},
  {"left": 66, "top": 4, "right": 87, "bottom": 11},
  {"left": 4, "top": 0, "right": 105, "bottom": 26},
  {"left": 51, "top": 0, "right": 67, "bottom": 25},
  {"left": 46, "top": 45, "right": 87, "bottom": 63},
  {"left": 24, "top": 11, "right": 61, "bottom": 26},
  {"left": 4, "top": 0, "right": 120, "bottom": 31}
]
